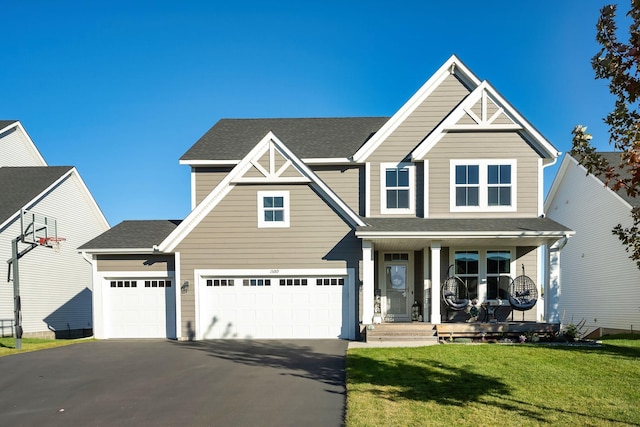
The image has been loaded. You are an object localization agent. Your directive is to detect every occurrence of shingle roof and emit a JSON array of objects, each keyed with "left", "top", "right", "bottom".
[
  {"left": 0, "top": 120, "right": 18, "bottom": 131},
  {"left": 357, "top": 217, "right": 572, "bottom": 234},
  {"left": 0, "top": 166, "right": 73, "bottom": 224},
  {"left": 594, "top": 152, "right": 638, "bottom": 207},
  {"left": 180, "top": 117, "right": 390, "bottom": 161},
  {"left": 78, "top": 220, "right": 182, "bottom": 250}
]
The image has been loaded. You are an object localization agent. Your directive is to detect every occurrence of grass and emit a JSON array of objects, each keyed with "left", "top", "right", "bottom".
[
  {"left": 0, "top": 337, "right": 89, "bottom": 357},
  {"left": 346, "top": 335, "right": 640, "bottom": 426}
]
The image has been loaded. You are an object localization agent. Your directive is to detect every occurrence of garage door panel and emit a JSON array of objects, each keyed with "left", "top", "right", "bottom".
[
  {"left": 106, "top": 279, "right": 175, "bottom": 339},
  {"left": 199, "top": 274, "right": 347, "bottom": 339}
]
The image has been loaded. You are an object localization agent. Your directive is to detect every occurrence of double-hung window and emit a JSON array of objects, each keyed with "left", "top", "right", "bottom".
[
  {"left": 257, "top": 191, "right": 290, "bottom": 228},
  {"left": 380, "top": 162, "right": 415, "bottom": 214},
  {"left": 451, "top": 159, "right": 516, "bottom": 212}
]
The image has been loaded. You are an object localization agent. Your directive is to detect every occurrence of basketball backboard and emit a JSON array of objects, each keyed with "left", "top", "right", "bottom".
[{"left": 20, "top": 209, "right": 58, "bottom": 247}]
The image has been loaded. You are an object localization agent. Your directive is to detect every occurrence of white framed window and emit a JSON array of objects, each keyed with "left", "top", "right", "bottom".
[
  {"left": 380, "top": 162, "right": 415, "bottom": 214},
  {"left": 257, "top": 191, "right": 290, "bottom": 228},
  {"left": 450, "top": 159, "right": 516, "bottom": 212}
]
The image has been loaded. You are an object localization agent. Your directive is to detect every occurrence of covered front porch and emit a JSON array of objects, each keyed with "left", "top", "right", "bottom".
[{"left": 355, "top": 217, "right": 573, "bottom": 327}]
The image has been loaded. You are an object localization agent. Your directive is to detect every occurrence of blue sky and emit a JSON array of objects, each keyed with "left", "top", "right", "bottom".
[{"left": 0, "top": 1, "right": 619, "bottom": 225}]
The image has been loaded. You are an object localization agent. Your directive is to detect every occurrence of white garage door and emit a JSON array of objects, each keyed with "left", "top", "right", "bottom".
[
  {"left": 198, "top": 274, "right": 349, "bottom": 339},
  {"left": 106, "top": 278, "right": 176, "bottom": 338}
]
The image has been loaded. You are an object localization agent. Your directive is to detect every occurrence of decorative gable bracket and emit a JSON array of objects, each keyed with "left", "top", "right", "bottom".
[
  {"left": 452, "top": 88, "right": 521, "bottom": 131},
  {"left": 412, "top": 81, "right": 558, "bottom": 161},
  {"left": 233, "top": 137, "right": 311, "bottom": 184}
]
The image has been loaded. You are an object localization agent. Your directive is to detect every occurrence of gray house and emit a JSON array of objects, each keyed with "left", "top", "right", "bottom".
[
  {"left": 0, "top": 120, "right": 109, "bottom": 338},
  {"left": 80, "top": 56, "right": 572, "bottom": 340}
]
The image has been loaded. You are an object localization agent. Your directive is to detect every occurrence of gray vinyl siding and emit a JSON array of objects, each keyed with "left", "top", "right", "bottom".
[
  {"left": 367, "top": 74, "right": 471, "bottom": 216},
  {"left": 312, "top": 165, "right": 362, "bottom": 215},
  {"left": 96, "top": 254, "right": 175, "bottom": 273},
  {"left": 194, "top": 167, "right": 232, "bottom": 205},
  {"left": 427, "top": 132, "right": 540, "bottom": 218},
  {"left": 0, "top": 126, "right": 46, "bottom": 167},
  {"left": 176, "top": 183, "right": 360, "bottom": 337},
  {"left": 546, "top": 158, "right": 640, "bottom": 332},
  {"left": 0, "top": 173, "right": 108, "bottom": 337}
]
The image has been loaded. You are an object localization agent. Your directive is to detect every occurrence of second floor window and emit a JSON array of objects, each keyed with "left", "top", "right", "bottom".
[
  {"left": 257, "top": 191, "right": 290, "bottom": 228},
  {"left": 451, "top": 160, "right": 516, "bottom": 212},
  {"left": 381, "top": 162, "right": 415, "bottom": 214}
]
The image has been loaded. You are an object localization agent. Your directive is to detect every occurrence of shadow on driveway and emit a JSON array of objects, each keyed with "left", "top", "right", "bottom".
[{"left": 0, "top": 339, "right": 348, "bottom": 427}]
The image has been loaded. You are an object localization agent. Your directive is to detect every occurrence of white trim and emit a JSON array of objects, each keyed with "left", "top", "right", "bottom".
[
  {"left": 430, "top": 242, "right": 441, "bottom": 324},
  {"left": 1, "top": 167, "right": 109, "bottom": 233},
  {"left": 196, "top": 267, "right": 350, "bottom": 277},
  {"left": 365, "top": 162, "right": 371, "bottom": 217},
  {"left": 412, "top": 81, "right": 560, "bottom": 161},
  {"left": 158, "top": 132, "right": 365, "bottom": 252},
  {"left": 449, "top": 159, "right": 517, "bottom": 213},
  {"left": 179, "top": 159, "right": 240, "bottom": 166},
  {"left": 99, "top": 270, "right": 175, "bottom": 278},
  {"left": 361, "top": 241, "right": 375, "bottom": 324},
  {"left": 302, "top": 157, "right": 353, "bottom": 164},
  {"left": 356, "top": 230, "right": 569, "bottom": 240},
  {"left": 545, "top": 154, "right": 635, "bottom": 214},
  {"left": 353, "top": 55, "right": 482, "bottom": 163},
  {"left": 190, "top": 169, "right": 196, "bottom": 210},
  {"left": 257, "top": 190, "right": 290, "bottom": 228},
  {"left": 423, "top": 160, "right": 429, "bottom": 218},
  {"left": 380, "top": 162, "right": 416, "bottom": 215},
  {"left": 180, "top": 157, "right": 354, "bottom": 166},
  {"left": 0, "top": 121, "right": 47, "bottom": 166},
  {"left": 174, "top": 251, "right": 182, "bottom": 340}
]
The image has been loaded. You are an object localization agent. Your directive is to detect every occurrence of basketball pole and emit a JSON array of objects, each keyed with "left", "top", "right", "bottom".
[
  {"left": 10, "top": 237, "right": 22, "bottom": 350},
  {"left": 7, "top": 235, "right": 38, "bottom": 351}
]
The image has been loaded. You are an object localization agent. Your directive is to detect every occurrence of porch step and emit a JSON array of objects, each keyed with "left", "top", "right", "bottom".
[
  {"left": 365, "top": 323, "right": 438, "bottom": 345},
  {"left": 435, "top": 322, "right": 560, "bottom": 340}
]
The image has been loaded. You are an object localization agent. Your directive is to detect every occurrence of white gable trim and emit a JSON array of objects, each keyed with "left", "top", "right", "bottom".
[
  {"left": 412, "top": 81, "right": 559, "bottom": 161},
  {"left": 545, "top": 154, "right": 635, "bottom": 214},
  {"left": 0, "top": 168, "right": 104, "bottom": 232},
  {"left": 0, "top": 121, "right": 47, "bottom": 166},
  {"left": 158, "top": 132, "right": 365, "bottom": 252},
  {"left": 352, "top": 55, "right": 482, "bottom": 163}
]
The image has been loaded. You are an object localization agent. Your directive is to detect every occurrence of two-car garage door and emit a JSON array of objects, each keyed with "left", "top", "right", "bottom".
[{"left": 197, "top": 271, "right": 351, "bottom": 339}]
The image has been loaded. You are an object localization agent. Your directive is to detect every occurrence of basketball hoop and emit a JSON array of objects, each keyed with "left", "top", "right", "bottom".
[{"left": 39, "top": 237, "right": 66, "bottom": 252}]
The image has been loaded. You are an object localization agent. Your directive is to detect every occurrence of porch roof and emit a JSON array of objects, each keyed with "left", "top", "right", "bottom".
[{"left": 355, "top": 217, "right": 573, "bottom": 249}]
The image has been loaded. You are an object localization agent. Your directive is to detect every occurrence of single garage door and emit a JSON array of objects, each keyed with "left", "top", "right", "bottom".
[
  {"left": 198, "top": 274, "right": 349, "bottom": 339},
  {"left": 106, "top": 278, "right": 176, "bottom": 338}
]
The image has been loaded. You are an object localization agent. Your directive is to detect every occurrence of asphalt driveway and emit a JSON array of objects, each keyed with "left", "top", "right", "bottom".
[{"left": 0, "top": 339, "right": 348, "bottom": 427}]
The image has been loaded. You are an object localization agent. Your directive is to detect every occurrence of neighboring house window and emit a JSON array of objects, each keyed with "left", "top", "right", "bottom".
[
  {"left": 486, "top": 251, "right": 511, "bottom": 299},
  {"left": 380, "top": 162, "right": 415, "bottom": 214},
  {"left": 450, "top": 160, "right": 516, "bottom": 212},
  {"left": 454, "top": 251, "right": 479, "bottom": 300},
  {"left": 257, "top": 191, "right": 290, "bottom": 228}
]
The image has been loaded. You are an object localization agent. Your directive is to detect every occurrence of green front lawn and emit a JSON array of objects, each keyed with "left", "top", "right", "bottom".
[
  {"left": 346, "top": 335, "right": 640, "bottom": 426},
  {"left": 0, "top": 337, "right": 87, "bottom": 357}
]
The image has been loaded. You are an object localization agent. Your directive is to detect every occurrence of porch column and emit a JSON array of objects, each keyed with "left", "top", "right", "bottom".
[
  {"left": 423, "top": 246, "right": 431, "bottom": 322},
  {"left": 362, "top": 240, "right": 375, "bottom": 324},
  {"left": 546, "top": 241, "right": 563, "bottom": 323},
  {"left": 430, "top": 242, "right": 441, "bottom": 324}
]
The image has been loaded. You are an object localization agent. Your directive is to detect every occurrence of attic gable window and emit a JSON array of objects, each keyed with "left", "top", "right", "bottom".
[
  {"left": 380, "top": 162, "right": 415, "bottom": 214},
  {"left": 257, "top": 191, "right": 290, "bottom": 228},
  {"left": 450, "top": 159, "right": 516, "bottom": 212}
]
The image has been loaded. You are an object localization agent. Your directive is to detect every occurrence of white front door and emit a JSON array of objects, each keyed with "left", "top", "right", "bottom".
[{"left": 382, "top": 261, "right": 412, "bottom": 322}]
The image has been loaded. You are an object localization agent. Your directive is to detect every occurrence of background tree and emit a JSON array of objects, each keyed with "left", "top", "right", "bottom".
[{"left": 571, "top": 1, "right": 640, "bottom": 269}]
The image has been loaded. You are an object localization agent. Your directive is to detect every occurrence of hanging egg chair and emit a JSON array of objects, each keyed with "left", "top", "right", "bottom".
[
  {"left": 442, "top": 264, "right": 470, "bottom": 311},
  {"left": 508, "top": 264, "right": 538, "bottom": 313}
]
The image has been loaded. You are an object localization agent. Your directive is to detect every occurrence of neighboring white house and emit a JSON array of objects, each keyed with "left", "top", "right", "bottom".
[
  {"left": 545, "top": 152, "right": 640, "bottom": 337},
  {"left": 0, "top": 120, "right": 109, "bottom": 338}
]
